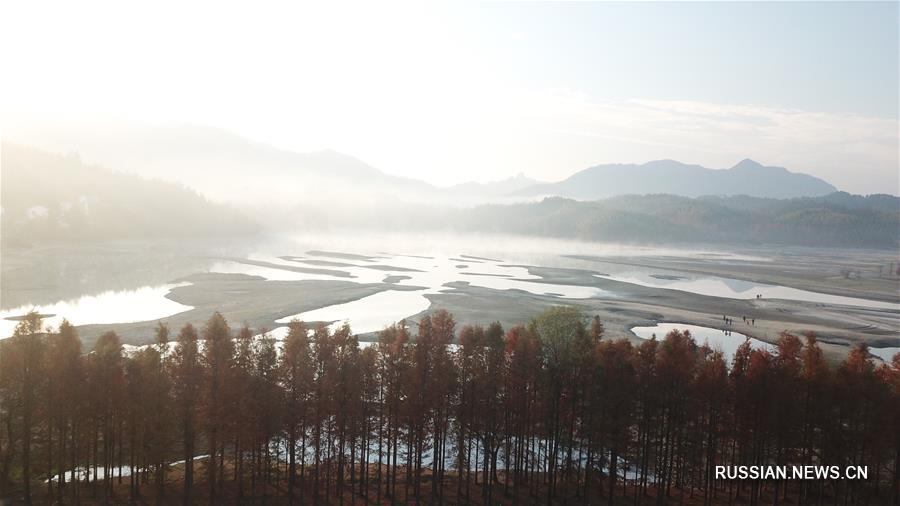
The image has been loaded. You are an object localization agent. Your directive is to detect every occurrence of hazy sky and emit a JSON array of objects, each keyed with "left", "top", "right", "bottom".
[{"left": 3, "top": 1, "right": 898, "bottom": 193}]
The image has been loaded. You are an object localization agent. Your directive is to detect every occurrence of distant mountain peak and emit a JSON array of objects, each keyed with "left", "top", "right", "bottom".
[
  {"left": 731, "top": 159, "right": 765, "bottom": 170},
  {"left": 640, "top": 159, "right": 703, "bottom": 171},
  {"left": 514, "top": 158, "right": 837, "bottom": 200},
  {"left": 645, "top": 159, "right": 686, "bottom": 166}
]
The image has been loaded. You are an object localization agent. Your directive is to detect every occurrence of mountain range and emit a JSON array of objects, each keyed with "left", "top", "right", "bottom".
[
  {"left": 3, "top": 139, "right": 896, "bottom": 249},
  {"left": 7, "top": 122, "right": 841, "bottom": 206},
  {"left": 513, "top": 159, "right": 837, "bottom": 200}
]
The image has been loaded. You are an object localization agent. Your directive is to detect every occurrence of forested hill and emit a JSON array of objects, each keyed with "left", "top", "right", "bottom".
[
  {"left": 513, "top": 159, "right": 838, "bottom": 199},
  {"left": 454, "top": 193, "right": 900, "bottom": 248},
  {"left": 0, "top": 143, "right": 257, "bottom": 243},
  {"left": 3, "top": 141, "right": 895, "bottom": 249}
]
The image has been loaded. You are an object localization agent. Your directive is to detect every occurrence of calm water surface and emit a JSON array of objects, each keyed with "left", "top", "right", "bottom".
[
  {"left": 3, "top": 234, "right": 895, "bottom": 348},
  {"left": 0, "top": 284, "right": 192, "bottom": 338},
  {"left": 631, "top": 323, "right": 775, "bottom": 362},
  {"left": 598, "top": 272, "right": 897, "bottom": 310}
]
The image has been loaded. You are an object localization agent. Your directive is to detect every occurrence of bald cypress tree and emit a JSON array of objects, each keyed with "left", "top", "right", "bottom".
[
  {"left": 45, "top": 320, "right": 83, "bottom": 501},
  {"left": 279, "top": 320, "right": 312, "bottom": 505},
  {"left": 694, "top": 345, "right": 727, "bottom": 506},
  {"left": 476, "top": 321, "right": 504, "bottom": 504},
  {"left": 596, "top": 339, "right": 636, "bottom": 506},
  {"left": 358, "top": 345, "right": 379, "bottom": 501},
  {"left": 150, "top": 323, "right": 173, "bottom": 504},
  {"left": 252, "top": 328, "right": 280, "bottom": 499},
  {"left": 653, "top": 329, "right": 697, "bottom": 504},
  {"left": 87, "top": 331, "right": 125, "bottom": 502},
  {"left": 501, "top": 325, "right": 540, "bottom": 504},
  {"left": 231, "top": 325, "right": 255, "bottom": 497},
  {"left": 455, "top": 324, "right": 482, "bottom": 503},
  {"left": 331, "top": 324, "right": 360, "bottom": 505},
  {"left": 0, "top": 312, "right": 46, "bottom": 505},
  {"left": 377, "top": 321, "right": 409, "bottom": 502},
  {"left": 201, "top": 312, "right": 233, "bottom": 504},
  {"left": 310, "top": 323, "right": 337, "bottom": 502},
  {"left": 590, "top": 315, "right": 605, "bottom": 341},
  {"left": 124, "top": 347, "right": 149, "bottom": 501},
  {"left": 171, "top": 323, "right": 201, "bottom": 505}
]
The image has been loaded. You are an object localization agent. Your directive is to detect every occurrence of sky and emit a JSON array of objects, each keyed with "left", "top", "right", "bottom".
[{"left": 2, "top": 1, "right": 898, "bottom": 193}]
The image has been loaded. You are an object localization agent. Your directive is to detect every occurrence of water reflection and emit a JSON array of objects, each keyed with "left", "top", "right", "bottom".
[
  {"left": 870, "top": 346, "right": 900, "bottom": 363},
  {"left": 5, "top": 234, "right": 893, "bottom": 347},
  {"left": 276, "top": 290, "right": 433, "bottom": 334},
  {"left": 0, "top": 284, "right": 193, "bottom": 339},
  {"left": 631, "top": 323, "right": 775, "bottom": 363},
  {"left": 599, "top": 272, "right": 898, "bottom": 310},
  {"left": 215, "top": 252, "right": 611, "bottom": 300}
]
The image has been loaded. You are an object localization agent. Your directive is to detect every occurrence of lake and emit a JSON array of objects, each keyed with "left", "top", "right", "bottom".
[{"left": 2, "top": 233, "right": 896, "bottom": 360}]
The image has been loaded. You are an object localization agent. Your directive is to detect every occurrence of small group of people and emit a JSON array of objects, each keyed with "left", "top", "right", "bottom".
[
  {"left": 722, "top": 314, "right": 756, "bottom": 331},
  {"left": 722, "top": 315, "right": 736, "bottom": 335},
  {"left": 755, "top": 294, "right": 763, "bottom": 299}
]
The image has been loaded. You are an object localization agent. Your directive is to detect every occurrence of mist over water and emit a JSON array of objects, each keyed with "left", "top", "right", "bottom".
[
  {"left": 3, "top": 231, "right": 896, "bottom": 346},
  {"left": 0, "top": 231, "right": 762, "bottom": 336}
]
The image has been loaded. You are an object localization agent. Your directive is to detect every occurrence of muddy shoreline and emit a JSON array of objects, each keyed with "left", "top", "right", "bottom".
[{"left": 4, "top": 240, "right": 897, "bottom": 363}]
